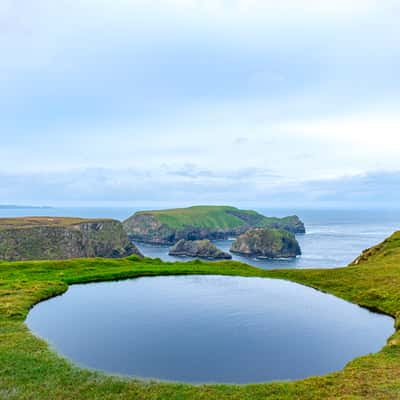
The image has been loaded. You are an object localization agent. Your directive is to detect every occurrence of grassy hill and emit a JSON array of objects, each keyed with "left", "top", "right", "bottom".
[
  {"left": 0, "top": 232, "right": 399, "bottom": 398},
  {"left": 134, "top": 205, "right": 302, "bottom": 230},
  {"left": 138, "top": 206, "right": 249, "bottom": 230}
]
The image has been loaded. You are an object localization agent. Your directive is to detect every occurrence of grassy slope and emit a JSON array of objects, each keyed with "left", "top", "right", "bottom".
[
  {"left": 135, "top": 206, "right": 249, "bottom": 229},
  {"left": 134, "top": 205, "right": 280, "bottom": 230},
  {"left": 1, "top": 233, "right": 400, "bottom": 399}
]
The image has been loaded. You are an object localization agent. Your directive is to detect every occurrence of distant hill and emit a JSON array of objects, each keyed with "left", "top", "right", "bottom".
[{"left": 123, "top": 205, "right": 305, "bottom": 245}]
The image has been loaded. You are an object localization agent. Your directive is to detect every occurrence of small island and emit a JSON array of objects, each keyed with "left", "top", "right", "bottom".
[
  {"left": 0, "top": 217, "right": 142, "bottom": 261},
  {"left": 123, "top": 205, "right": 305, "bottom": 245},
  {"left": 230, "top": 228, "right": 301, "bottom": 259},
  {"left": 169, "top": 239, "right": 232, "bottom": 260}
]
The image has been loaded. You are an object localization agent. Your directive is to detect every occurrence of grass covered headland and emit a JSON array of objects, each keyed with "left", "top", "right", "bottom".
[
  {"left": 122, "top": 205, "right": 305, "bottom": 245},
  {"left": 1, "top": 232, "right": 400, "bottom": 399}
]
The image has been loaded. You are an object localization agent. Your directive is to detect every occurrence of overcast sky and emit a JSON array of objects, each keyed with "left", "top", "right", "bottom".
[{"left": 1, "top": 0, "right": 400, "bottom": 207}]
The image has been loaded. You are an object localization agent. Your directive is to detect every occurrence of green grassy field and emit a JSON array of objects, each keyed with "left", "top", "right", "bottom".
[
  {"left": 132, "top": 205, "right": 301, "bottom": 231},
  {"left": 134, "top": 206, "right": 255, "bottom": 229},
  {"left": 1, "top": 232, "right": 400, "bottom": 399}
]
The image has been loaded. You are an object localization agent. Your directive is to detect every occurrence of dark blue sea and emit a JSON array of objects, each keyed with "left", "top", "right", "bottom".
[{"left": 2, "top": 207, "right": 400, "bottom": 269}]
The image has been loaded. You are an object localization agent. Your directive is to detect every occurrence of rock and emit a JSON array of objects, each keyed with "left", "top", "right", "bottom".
[
  {"left": 350, "top": 237, "right": 390, "bottom": 266},
  {"left": 123, "top": 205, "right": 305, "bottom": 245},
  {"left": 0, "top": 217, "right": 143, "bottom": 261},
  {"left": 230, "top": 228, "right": 301, "bottom": 258},
  {"left": 169, "top": 239, "right": 232, "bottom": 259}
]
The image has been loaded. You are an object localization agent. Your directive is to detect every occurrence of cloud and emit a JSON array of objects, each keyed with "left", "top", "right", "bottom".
[
  {"left": 303, "top": 171, "right": 400, "bottom": 204},
  {"left": 281, "top": 113, "right": 400, "bottom": 149},
  {"left": 0, "top": 0, "right": 399, "bottom": 207},
  {"left": 0, "top": 165, "right": 280, "bottom": 204},
  {"left": 1, "top": 167, "right": 399, "bottom": 207}
]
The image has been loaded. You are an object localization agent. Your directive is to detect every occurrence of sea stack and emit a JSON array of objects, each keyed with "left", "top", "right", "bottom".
[
  {"left": 230, "top": 228, "right": 301, "bottom": 259},
  {"left": 169, "top": 239, "right": 232, "bottom": 260}
]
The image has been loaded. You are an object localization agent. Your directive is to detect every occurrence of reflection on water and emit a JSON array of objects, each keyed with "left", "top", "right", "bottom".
[{"left": 26, "top": 276, "right": 394, "bottom": 383}]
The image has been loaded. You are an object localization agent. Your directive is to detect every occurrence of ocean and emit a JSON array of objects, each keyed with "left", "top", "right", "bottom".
[{"left": 2, "top": 207, "right": 400, "bottom": 269}]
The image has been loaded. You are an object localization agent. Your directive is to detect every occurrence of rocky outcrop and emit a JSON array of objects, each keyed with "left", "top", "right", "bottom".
[
  {"left": 230, "top": 228, "right": 301, "bottom": 258},
  {"left": 0, "top": 217, "right": 142, "bottom": 261},
  {"left": 258, "top": 215, "right": 305, "bottom": 234},
  {"left": 169, "top": 239, "right": 232, "bottom": 259},
  {"left": 226, "top": 209, "right": 305, "bottom": 234},
  {"left": 123, "top": 206, "right": 305, "bottom": 245},
  {"left": 349, "top": 230, "right": 400, "bottom": 266}
]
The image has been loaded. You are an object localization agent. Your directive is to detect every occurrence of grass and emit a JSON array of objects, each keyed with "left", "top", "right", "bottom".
[
  {"left": 129, "top": 205, "right": 304, "bottom": 233},
  {"left": 134, "top": 206, "right": 250, "bottom": 230},
  {"left": 131, "top": 205, "right": 296, "bottom": 231},
  {"left": 1, "top": 232, "right": 400, "bottom": 399}
]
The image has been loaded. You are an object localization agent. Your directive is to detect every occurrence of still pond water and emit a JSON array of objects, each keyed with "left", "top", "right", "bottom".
[{"left": 27, "top": 275, "right": 393, "bottom": 384}]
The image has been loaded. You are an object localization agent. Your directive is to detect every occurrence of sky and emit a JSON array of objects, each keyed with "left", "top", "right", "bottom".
[{"left": 1, "top": 0, "right": 400, "bottom": 207}]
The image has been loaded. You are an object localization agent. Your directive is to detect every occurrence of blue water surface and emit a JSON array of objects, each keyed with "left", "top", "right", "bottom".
[{"left": 26, "top": 275, "right": 394, "bottom": 383}]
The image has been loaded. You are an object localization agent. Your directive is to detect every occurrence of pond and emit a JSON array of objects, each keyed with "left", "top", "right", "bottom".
[{"left": 26, "top": 276, "right": 394, "bottom": 384}]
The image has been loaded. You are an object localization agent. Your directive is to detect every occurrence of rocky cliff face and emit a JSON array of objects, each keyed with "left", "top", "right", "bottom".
[
  {"left": 169, "top": 239, "right": 232, "bottom": 259},
  {"left": 123, "top": 206, "right": 305, "bottom": 245},
  {"left": 230, "top": 228, "right": 301, "bottom": 258},
  {"left": 124, "top": 213, "right": 238, "bottom": 245},
  {"left": 0, "top": 217, "right": 142, "bottom": 261},
  {"left": 258, "top": 215, "right": 305, "bottom": 234}
]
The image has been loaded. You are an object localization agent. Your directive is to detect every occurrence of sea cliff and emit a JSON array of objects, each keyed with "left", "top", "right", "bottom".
[
  {"left": 169, "top": 239, "right": 232, "bottom": 259},
  {"left": 0, "top": 217, "right": 142, "bottom": 261},
  {"left": 230, "top": 228, "right": 301, "bottom": 258}
]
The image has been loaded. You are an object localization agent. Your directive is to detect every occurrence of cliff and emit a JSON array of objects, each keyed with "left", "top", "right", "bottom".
[
  {"left": 169, "top": 239, "right": 232, "bottom": 259},
  {"left": 123, "top": 205, "right": 305, "bottom": 245},
  {"left": 0, "top": 217, "right": 142, "bottom": 261},
  {"left": 230, "top": 228, "right": 301, "bottom": 258}
]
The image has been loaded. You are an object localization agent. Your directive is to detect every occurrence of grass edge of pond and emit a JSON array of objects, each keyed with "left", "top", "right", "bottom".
[{"left": 1, "top": 232, "right": 400, "bottom": 399}]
